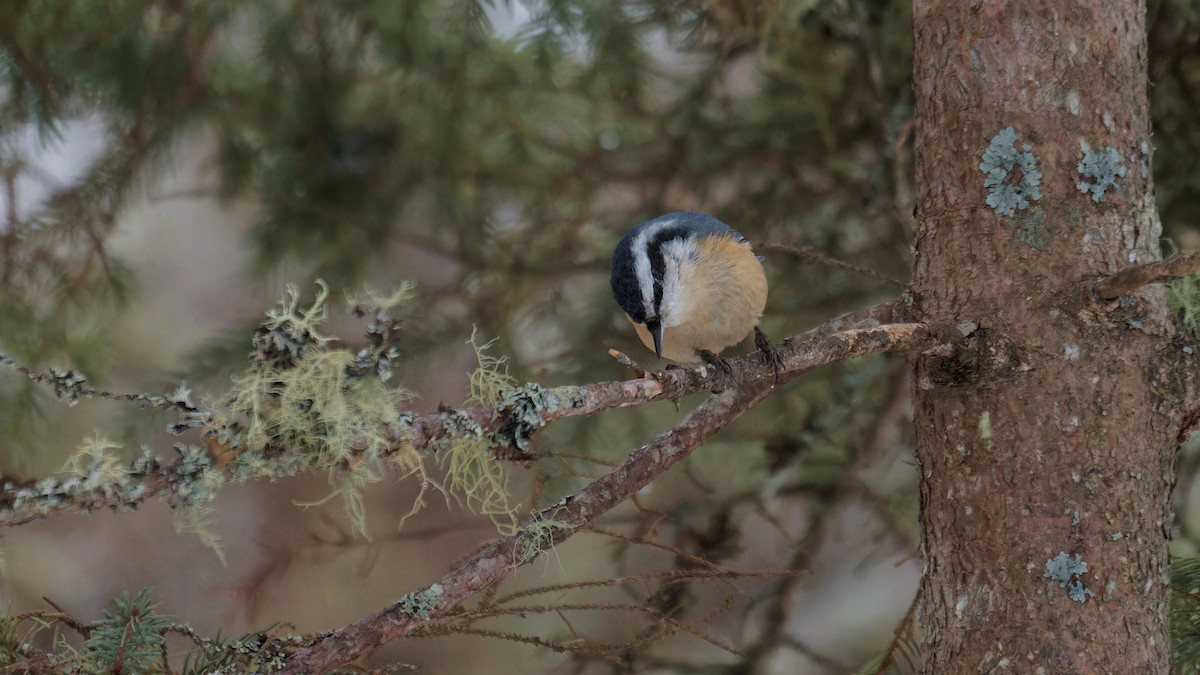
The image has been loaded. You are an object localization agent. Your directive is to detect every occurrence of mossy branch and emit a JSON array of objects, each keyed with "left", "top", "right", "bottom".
[
  {"left": 0, "top": 301, "right": 930, "bottom": 530},
  {"left": 0, "top": 286, "right": 944, "bottom": 672},
  {"left": 279, "top": 314, "right": 942, "bottom": 672}
]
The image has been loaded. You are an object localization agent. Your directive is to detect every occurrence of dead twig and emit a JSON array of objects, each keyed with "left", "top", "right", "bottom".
[{"left": 1093, "top": 249, "right": 1200, "bottom": 300}]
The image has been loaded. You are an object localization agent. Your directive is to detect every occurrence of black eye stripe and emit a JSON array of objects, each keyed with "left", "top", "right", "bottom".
[{"left": 646, "top": 226, "right": 689, "bottom": 318}]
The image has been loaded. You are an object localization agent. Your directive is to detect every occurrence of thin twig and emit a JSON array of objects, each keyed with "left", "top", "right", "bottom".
[
  {"left": 488, "top": 568, "right": 792, "bottom": 607},
  {"left": 0, "top": 351, "right": 198, "bottom": 414},
  {"left": 763, "top": 242, "right": 906, "bottom": 288}
]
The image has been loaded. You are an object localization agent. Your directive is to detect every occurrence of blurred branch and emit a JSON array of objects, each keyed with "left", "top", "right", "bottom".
[{"left": 763, "top": 242, "right": 906, "bottom": 288}]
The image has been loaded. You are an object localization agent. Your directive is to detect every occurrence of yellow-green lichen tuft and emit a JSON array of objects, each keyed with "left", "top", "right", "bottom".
[
  {"left": 466, "top": 327, "right": 519, "bottom": 407},
  {"left": 262, "top": 280, "right": 335, "bottom": 344},
  {"left": 213, "top": 281, "right": 426, "bottom": 538},
  {"left": 437, "top": 437, "right": 518, "bottom": 535},
  {"left": 1165, "top": 238, "right": 1200, "bottom": 340},
  {"left": 172, "top": 500, "right": 225, "bottom": 565},
  {"left": 63, "top": 434, "right": 126, "bottom": 489},
  {"left": 512, "top": 509, "right": 575, "bottom": 567},
  {"left": 231, "top": 349, "right": 409, "bottom": 468},
  {"left": 447, "top": 330, "right": 528, "bottom": 533},
  {"left": 344, "top": 283, "right": 416, "bottom": 315}
]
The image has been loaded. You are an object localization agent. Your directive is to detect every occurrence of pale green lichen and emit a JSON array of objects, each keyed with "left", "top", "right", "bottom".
[
  {"left": 1077, "top": 146, "right": 1126, "bottom": 202},
  {"left": 493, "top": 383, "right": 559, "bottom": 453},
  {"left": 978, "top": 411, "right": 994, "bottom": 451},
  {"left": 466, "top": 328, "right": 520, "bottom": 407},
  {"left": 166, "top": 450, "right": 225, "bottom": 562},
  {"left": 172, "top": 500, "right": 224, "bottom": 564},
  {"left": 438, "top": 437, "right": 518, "bottom": 535},
  {"left": 452, "top": 331, "right": 582, "bottom": 534},
  {"left": 62, "top": 439, "right": 225, "bottom": 558},
  {"left": 980, "top": 126, "right": 1043, "bottom": 215},
  {"left": 62, "top": 434, "right": 127, "bottom": 490},
  {"left": 224, "top": 344, "right": 418, "bottom": 538},
  {"left": 6, "top": 440, "right": 214, "bottom": 536},
  {"left": 1045, "top": 552, "right": 1095, "bottom": 603},
  {"left": 10, "top": 282, "right": 539, "bottom": 555},
  {"left": 235, "top": 349, "right": 404, "bottom": 461},
  {"left": 206, "top": 285, "right": 542, "bottom": 541},
  {"left": 398, "top": 583, "right": 444, "bottom": 619},
  {"left": 1166, "top": 242, "right": 1200, "bottom": 339},
  {"left": 512, "top": 510, "right": 575, "bottom": 567}
]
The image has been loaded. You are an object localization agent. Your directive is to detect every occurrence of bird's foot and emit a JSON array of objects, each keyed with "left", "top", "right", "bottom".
[
  {"left": 698, "top": 349, "right": 734, "bottom": 374},
  {"left": 755, "top": 326, "right": 784, "bottom": 385},
  {"left": 698, "top": 349, "right": 735, "bottom": 392},
  {"left": 653, "top": 364, "right": 688, "bottom": 408}
]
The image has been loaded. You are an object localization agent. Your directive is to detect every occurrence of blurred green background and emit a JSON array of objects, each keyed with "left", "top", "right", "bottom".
[{"left": 0, "top": 1, "right": 1198, "bottom": 672}]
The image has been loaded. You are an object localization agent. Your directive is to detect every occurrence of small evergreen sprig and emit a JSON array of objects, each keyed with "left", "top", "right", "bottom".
[{"left": 84, "top": 588, "right": 171, "bottom": 675}]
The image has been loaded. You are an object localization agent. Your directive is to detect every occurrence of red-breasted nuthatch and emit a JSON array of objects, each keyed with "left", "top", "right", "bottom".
[{"left": 610, "top": 212, "right": 768, "bottom": 364}]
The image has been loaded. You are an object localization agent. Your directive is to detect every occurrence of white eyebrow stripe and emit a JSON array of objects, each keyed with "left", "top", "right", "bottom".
[
  {"left": 630, "top": 215, "right": 678, "bottom": 319},
  {"left": 657, "top": 236, "right": 697, "bottom": 326}
]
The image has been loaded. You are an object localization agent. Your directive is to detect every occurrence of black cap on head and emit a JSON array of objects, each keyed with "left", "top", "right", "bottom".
[{"left": 610, "top": 228, "right": 647, "bottom": 323}]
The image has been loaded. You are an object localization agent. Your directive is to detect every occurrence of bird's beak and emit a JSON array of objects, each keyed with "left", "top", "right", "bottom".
[{"left": 647, "top": 319, "right": 664, "bottom": 358}]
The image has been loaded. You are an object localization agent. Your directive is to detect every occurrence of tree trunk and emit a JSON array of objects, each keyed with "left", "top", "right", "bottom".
[{"left": 911, "top": 1, "right": 1177, "bottom": 671}]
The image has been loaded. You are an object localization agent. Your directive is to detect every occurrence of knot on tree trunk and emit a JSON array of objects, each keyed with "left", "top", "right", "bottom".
[{"left": 918, "top": 326, "right": 1028, "bottom": 389}]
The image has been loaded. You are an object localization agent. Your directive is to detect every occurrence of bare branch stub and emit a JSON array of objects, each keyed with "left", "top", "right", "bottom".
[{"left": 1093, "top": 249, "right": 1200, "bottom": 300}]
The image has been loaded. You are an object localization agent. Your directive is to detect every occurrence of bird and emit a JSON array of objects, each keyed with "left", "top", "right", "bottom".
[{"left": 610, "top": 211, "right": 769, "bottom": 366}]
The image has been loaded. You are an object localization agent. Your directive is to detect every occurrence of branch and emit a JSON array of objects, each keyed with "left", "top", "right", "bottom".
[
  {"left": 1093, "top": 249, "right": 1200, "bottom": 300},
  {"left": 0, "top": 301, "right": 906, "bottom": 528},
  {"left": 0, "top": 351, "right": 197, "bottom": 412},
  {"left": 279, "top": 321, "right": 940, "bottom": 673},
  {"left": 411, "top": 301, "right": 907, "bottom": 451}
]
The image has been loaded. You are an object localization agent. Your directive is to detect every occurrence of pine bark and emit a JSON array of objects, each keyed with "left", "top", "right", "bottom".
[{"left": 911, "top": 1, "right": 1177, "bottom": 671}]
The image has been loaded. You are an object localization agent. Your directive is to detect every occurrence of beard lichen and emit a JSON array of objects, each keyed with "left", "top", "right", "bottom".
[
  {"left": 210, "top": 281, "right": 425, "bottom": 539},
  {"left": 63, "top": 434, "right": 128, "bottom": 490},
  {"left": 443, "top": 329, "right": 526, "bottom": 533},
  {"left": 512, "top": 508, "right": 575, "bottom": 568},
  {"left": 466, "top": 327, "right": 519, "bottom": 408},
  {"left": 437, "top": 437, "right": 518, "bottom": 535},
  {"left": 43, "top": 284, "right": 538, "bottom": 552},
  {"left": 45, "top": 438, "right": 225, "bottom": 558},
  {"left": 198, "top": 288, "right": 531, "bottom": 541}
]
